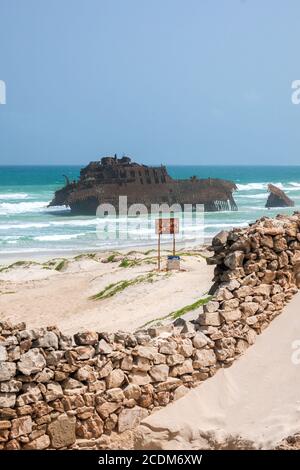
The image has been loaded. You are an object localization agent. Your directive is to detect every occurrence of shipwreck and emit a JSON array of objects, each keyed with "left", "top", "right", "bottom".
[
  {"left": 265, "top": 184, "right": 294, "bottom": 209},
  {"left": 49, "top": 155, "right": 238, "bottom": 214}
]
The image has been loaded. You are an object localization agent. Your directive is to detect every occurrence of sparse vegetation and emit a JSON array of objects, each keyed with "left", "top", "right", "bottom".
[
  {"left": 89, "top": 272, "right": 165, "bottom": 301},
  {"left": 55, "top": 259, "right": 67, "bottom": 271},
  {"left": 74, "top": 253, "right": 97, "bottom": 261},
  {"left": 140, "top": 295, "right": 212, "bottom": 328},
  {"left": 0, "top": 260, "right": 35, "bottom": 272},
  {"left": 119, "top": 255, "right": 157, "bottom": 268},
  {"left": 119, "top": 258, "right": 132, "bottom": 268}
]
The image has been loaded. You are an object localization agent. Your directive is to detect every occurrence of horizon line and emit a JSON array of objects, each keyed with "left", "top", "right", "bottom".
[{"left": 1, "top": 164, "right": 300, "bottom": 167}]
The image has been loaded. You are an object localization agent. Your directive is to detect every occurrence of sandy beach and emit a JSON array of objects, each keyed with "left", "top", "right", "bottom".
[
  {"left": 0, "top": 245, "right": 213, "bottom": 334},
  {"left": 135, "top": 290, "right": 300, "bottom": 450}
]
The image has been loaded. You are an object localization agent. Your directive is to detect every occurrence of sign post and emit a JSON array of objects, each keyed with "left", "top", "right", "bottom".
[
  {"left": 155, "top": 218, "right": 179, "bottom": 271},
  {"left": 158, "top": 231, "right": 161, "bottom": 271}
]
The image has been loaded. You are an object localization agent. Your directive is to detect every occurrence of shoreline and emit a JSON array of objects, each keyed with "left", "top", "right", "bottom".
[{"left": 0, "top": 239, "right": 212, "bottom": 266}]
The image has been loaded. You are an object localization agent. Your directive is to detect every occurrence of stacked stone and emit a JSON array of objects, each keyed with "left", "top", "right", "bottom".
[
  {"left": 1, "top": 213, "right": 299, "bottom": 450},
  {"left": 0, "top": 321, "right": 218, "bottom": 450},
  {"left": 203, "top": 213, "right": 300, "bottom": 363}
]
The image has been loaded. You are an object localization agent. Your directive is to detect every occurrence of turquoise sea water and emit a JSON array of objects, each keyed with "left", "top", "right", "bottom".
[{"left": 1, "top": 165, "right": 300, "bottom": 256}]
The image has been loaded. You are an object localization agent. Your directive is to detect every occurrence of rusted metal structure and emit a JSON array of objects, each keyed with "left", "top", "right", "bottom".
[
  {"left": 49, "top": 155, "right": 238, "bottom": 214},
  {"left": 265, "top": 184, "right": 294, "bottom": 208}
]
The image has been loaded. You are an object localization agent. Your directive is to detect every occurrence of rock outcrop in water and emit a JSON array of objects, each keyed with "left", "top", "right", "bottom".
[
  {"left": 265, "top": 184, "right": 294, "bottom": 208},
  {"left": 49, "top": 155, "right": 238, "bottom": 214}
]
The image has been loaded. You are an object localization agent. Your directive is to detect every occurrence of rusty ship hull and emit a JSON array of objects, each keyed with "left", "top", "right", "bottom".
[{"left": 49, "top": 156, "right": 238, "bottom": 214}]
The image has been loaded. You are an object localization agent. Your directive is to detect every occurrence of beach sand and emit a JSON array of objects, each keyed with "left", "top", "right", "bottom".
[
  {"left": 0, "top": 245, "right": 213, "bottom": 334},
  {"left": 135, "top": 291, "right": 300, "bottom": 450}
]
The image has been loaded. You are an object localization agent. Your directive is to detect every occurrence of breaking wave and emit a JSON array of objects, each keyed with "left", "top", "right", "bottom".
[
  {"left": 0, "top": 192, "right": 29, "bottom": 200},
  {"left": 237, "top": 181, "right": 300, "bottom": 192},
  {"left": 237, "top": 193, "right": 269, "bottom": 199},
  {"left": 236, "top": 183, "right": 266, "bottom": 191},
  {"left": 34, "top": 233, "right": 87, "bottom": 242},
  {"left": 0, "top": 201, "right": 69, "bottom": 215}
]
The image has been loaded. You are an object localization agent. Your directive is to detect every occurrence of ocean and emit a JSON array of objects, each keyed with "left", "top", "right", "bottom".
[{"left": 1, "top": 165, "right": 300, "bottom": 258}]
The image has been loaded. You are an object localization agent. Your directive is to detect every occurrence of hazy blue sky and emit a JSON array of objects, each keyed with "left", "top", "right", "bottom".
[{"left": 0, "top": 0, "right": 300, "bottom": 165}]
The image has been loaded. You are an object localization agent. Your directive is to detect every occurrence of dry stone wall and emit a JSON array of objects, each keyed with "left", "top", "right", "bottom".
[{"left": 0, "top": 213, "right": 300, "bottom": 450}]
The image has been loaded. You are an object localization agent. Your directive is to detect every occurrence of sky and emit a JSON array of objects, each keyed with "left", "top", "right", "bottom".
[{"left": 0, "top": 0, "right": 300, "bottom": 165}]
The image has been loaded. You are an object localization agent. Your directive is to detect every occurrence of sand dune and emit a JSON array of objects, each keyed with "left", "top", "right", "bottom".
[
  {"left": 0, "top": 248, "right": 213, "bottom": 334},
  {"left": 135, "top": 292, "right": 300, "bottom": 450}
]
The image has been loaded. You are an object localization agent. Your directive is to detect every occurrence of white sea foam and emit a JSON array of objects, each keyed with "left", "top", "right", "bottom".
[
  {"left": 34, "top": 233, "right": 86, "bottom": 242},
  {"left": 0, "top": 219, "right": 97, "bottom": 230},
  {"left": 0, "top": 201, "right": 69, "bottom": 215},
  {"left": 204, "top": 222, "right": 249, "bottom": 229},
  {"left": 0, "top": 193, "right": 29, "bottom": 200},
  {"left": 236, "top": 183, "right": 267, "bottom": 191},
  {"left": 0, "top": 201, "right": 46, "bottom": 215},
  {"left": 237, "top": 193, "right": 269, "bottom": 199}
]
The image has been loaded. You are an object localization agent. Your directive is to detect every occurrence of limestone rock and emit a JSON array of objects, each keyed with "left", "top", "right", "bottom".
[
  {"left": 45, "top": 382, "right": 63, "bottom": 402},
  {"left": 173, "top": 385, "right": 190, "bottom": 401},
  {"left": 48, "top": 415, "right": 76, "bottom": 448},
  {"left": 34, "top": 332, "right": 58, "bottom": 349},
  {"left": 193, "top": 349, "right": 217, "bottom": 368},
  {"left": 0, "top": 345, "right": 8, "bottom": 361},
  {"left": 76, "top": 414, "right": 103, "bottom": 439},
  {"left": 0, "top": 392, "right": 16, "bottom": 408},
  {"left": 5, "top": 439, "right": 20, "bottom": 450},
  {"left": 96, "top": 339, "right": 113, "bottom": 355},
  {"left": 170, "top": 359, "right": 193, "bottom": 377},
  {"left": 105, "top": 387, "right": 124, "bottom": 402},
  {"left": 0, "top": 420, "right": 11, "bottom": 430},
  {"left": 149, "top": 365, "right": 169, "bottom": 382},
  {"left": 98, "top": 360, "right": 113, "bottom": 379},
  {"left": 133, "top": 346, "right": 157, "bottom": 360},
  {"left": 178, "top": 338, "right": 193, "bottom": 357},
  {"left": 74, "top": 331, "right": 98, "bottom": 346},
  {"left": 10, "top": 416, "right": 32, "bottom": 439},
  {"left": 96, "top": 401, "right": 120, "bottom": 419},
  {"left": 134, "top": 356, "right": 151, "bottom": 371},
  {"left": 74, "top": 365, "right": 97, "bottom": 382},
  {"left": 221, "top": 299, "right": 240, "bottom": 310},
  {"left": 192, "top": 332, "right": 209, "bottom": 349},
  {"left": 198, "top": 312, "right": 221, "bottom": 327},
  {"left": 106, "top": 369, "right": 125, "bottom": 389},
  {"left": 254, "top": 284, "right": 272, "bottom": 297},
  {"left": 235, "top": 339, "right": 249, "bottom": 355},
  {"left": 129, "top": 371, "right": 151, "bottom": 386},
  {"left": 203, "top": 301, "right": 220, "bottom": 313},
  {"left": 212, "top": 230, "right": 229, "bottom": 246},
  {"left": 240, "top": 302, "right": 260, "bottom": 316},
  {"left": 213, "top": 287, "right": 233, "bottom": 301},
  {"left": 23, "top": 434, "right": 50, "bottom": 450},
  {"left": 159, "top": 341, "right": 177, "bottom": 355},
  {"left": 121, "top": 355, "right": 133, "bottom": 371},
  {"left": 118, "top": 406, "right": 148, "bottom": 433},
  {"left": 220, "top": 309, "right": 242, "bottom": 323},
  {"left": 17, "top": 349, "right": 46, "bottom": 376},
  {"left": 235, "top": 286, "right": 253, "bottom": 298},
  {"left": 0, "top": 380, "right": 22, "bottom": 393},
  {"left": 34, "top": 367, "right": 54, "bottom": 383},
  {"left": 166, "top": 354, "right": 185, "bottom": 366},
  {"left": 0, "top": 362, "right": 16, "bottom": 382},
  {"left": 224, "top": 251, "right": 244, "bottom": 270}
]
